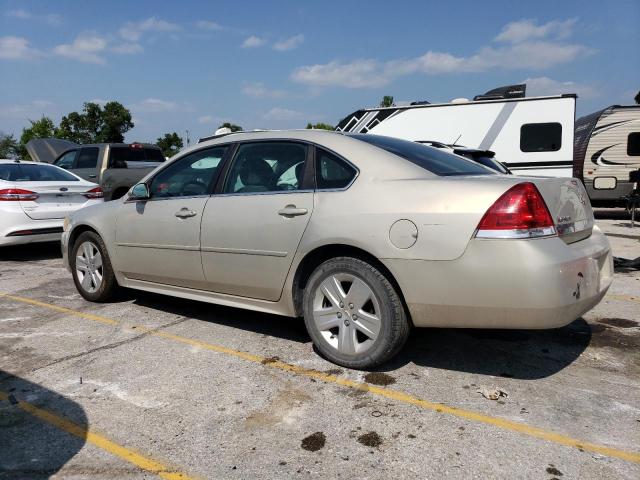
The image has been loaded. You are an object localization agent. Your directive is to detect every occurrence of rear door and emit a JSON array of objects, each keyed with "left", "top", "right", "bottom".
[
  {"left": 200, "top": 141, "right": 313, "bottom": 300},
  {"left": 114, "top": 146, "right": 228, "bottom": 289},
  {"left": 72, "top": 146, "right": 101, "bottom": 181}
]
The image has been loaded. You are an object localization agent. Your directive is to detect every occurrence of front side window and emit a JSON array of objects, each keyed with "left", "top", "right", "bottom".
[
  {"left": 316, "top": 148, "right": 357, "bottom": 189},
  {"left": 149, "top": 146, "right": 228, "bottom": 198},
  {"left": 352, "top": 134, "right": 493, "bottom": 176},
  {"left": 627, "top": 132, "right": 640, "bottom": 156},
  {"left": 223, "top": 142, "right": 308, "bottom": 194},
  {"left": 76, "top": 147, "right": 99, "bottom": 169},
  {"left": 0, "top": 163, "right": 79, "bottom": 182},
  {"left": 54, "top": 150, "right": 77, "bottom": 169},
  {"left": 520, "top": 123, "right": 562, "bottom": 152}
]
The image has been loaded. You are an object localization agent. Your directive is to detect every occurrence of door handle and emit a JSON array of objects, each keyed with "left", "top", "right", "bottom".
[
  {"left": 175, "top": 208, "right": 197, "bottom": 219},
  {"left": 278, "top": 205, "right": 308, "bottom": 217},
  {"left": 89, "top": 175, "right": 97, "bottom": 178}
]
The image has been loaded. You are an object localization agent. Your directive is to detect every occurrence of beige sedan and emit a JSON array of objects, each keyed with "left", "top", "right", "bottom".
[{"left": 62, "top": 130, "right": 612, "bottom": 368}]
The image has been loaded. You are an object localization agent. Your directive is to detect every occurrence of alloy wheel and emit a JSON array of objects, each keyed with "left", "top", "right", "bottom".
[
  {"left": 75, "top": 241, "right": 103, "bottom": 294},
  {"left": 312, "top": 272, "right": 382, "bottom": 355}
]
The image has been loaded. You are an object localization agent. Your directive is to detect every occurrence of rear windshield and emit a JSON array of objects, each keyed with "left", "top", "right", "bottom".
[
  {"left": 0, "top": 163, "right": 79, "bottom": 182},
  {"left": 110, "top": 146, "right": 165, "bottom": 164},
  {"left": 351, "top": 134, "right": 494, "bottom": 176},
  {"left": 472, "top": 156, "right": 510, "bottom": 174}
]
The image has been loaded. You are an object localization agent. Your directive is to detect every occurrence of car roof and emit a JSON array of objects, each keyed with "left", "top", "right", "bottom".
[{"left": 0, "top": 159, "right": 44, "bottom": 165}]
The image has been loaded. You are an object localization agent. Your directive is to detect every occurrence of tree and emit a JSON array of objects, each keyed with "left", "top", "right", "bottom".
[
  {"left": 156, "top": 132, "right": 184, "bottom": 158},
  {"left": 635, "top": 90, "right": 640, "bottom": 105},
  {"left": 0, "top": 132, "right": 18, "bottom": 159},
  {"left": 306, "top": 122, "right": 334, "bottom": 131},
  {"left": 380, "top": 95, "right": 394, "bottom": 107},
  {"left": 18, "top": 116, "right": 56, "bottom": 159},
  {"left": 218, "top": 122, "right": 243, "bottom": 132},
  {"left": 56, "top": 101, "right": 134, "bottom": 144}
]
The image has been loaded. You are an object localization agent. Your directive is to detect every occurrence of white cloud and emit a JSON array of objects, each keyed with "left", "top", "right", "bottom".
[
  {"left": 273, "top": 34, "right": 304, "bottom": 51},
  {"left": 111, "top": 42, "right": 143, "bottom": 54},
  {"left": 523, "top": 76, "right": 597, "bottom": 98},
  {"left": 241, "top": 35, "right": 266, "bottom": 48},
  {"left": 119, "top": 17, "right": 180, "bottom": 42},
  {"left": 292, "top": 18, "right": 593, "bottom": 88},
  {"left": 196, "top": 20, "right": 222, "bottom": 31},
  {"left": 130, "top": 98, "right": 178, "bottom": 112},
  {"left": 0, "top": 36, "right": 41, "bottom": 60},
  {"left": 242, "top": 82, "right": 286, "bottom": 98},
  {"left": 495, "top": 18, "right": 577, "bottom": 44},
  {"left": 263, "top": 107, "right": 302, "bottom": 121},
  {"left": 6, "top": 9, "right": 62, "bottom": 26},
  {"left": 53, "top": 35, "right": 107, "bottom": 64},
  {"left": 0, "top": 100, "right": 56, "bottom": 119}
]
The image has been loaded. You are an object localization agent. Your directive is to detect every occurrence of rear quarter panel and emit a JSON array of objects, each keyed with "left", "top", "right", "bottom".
[{"left": 299, "top": 175, "right": 526, "bottom": 261}]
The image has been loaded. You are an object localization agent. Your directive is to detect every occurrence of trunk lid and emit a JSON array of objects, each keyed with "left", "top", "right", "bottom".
[
  {"left": 528, "top": 177, "right": 594, "bottom": 243},
  {"left": 19, "top": 183, "right": 95, "bottom": 220},
  {"left": 26, "top": 138, "right": 78, "bottom": 163}
]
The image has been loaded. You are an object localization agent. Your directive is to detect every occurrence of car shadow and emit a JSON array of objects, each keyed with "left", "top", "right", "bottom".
[
  {"left": 375, "top": 318, "right": 593, "bottom": 380},
  {"left": 131, "top": 290, "right": 310, "bottom": 343},
  {"left": 130, "top": 291, "right": 592, "bottom": 379},
  {"left": 0, "top": 242, "right": 62, "bottom": 261},
  {"left": 0, "top": 370, "right": 87, "bottom": 478}
]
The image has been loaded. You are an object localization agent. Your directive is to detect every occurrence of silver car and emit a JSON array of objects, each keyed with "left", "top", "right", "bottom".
[{"left": 62, "top": 130, "right": 613, "bottom": 368}]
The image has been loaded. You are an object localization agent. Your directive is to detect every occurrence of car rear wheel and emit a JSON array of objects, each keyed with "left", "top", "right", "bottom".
[
  {"left": 71, "top": 231, "right": 119, "bottom": 302},
  {"left": 303, "top": 257, "right": 410, "bottom": 369}
]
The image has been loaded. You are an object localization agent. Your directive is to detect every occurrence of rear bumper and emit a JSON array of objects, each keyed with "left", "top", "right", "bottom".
[
  {"left": 0, "top": 209, "right": 64, "bottom": 246},
  {"left": 383, "top": 227, "right": 613, "bottom": 329}
]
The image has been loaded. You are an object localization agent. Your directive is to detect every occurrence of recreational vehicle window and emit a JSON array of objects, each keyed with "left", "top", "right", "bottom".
[
  {"left": 628, "top": 132, "right": 640, "bottom": 156},
  {"left": 520, "top": 123, "right": 562, "bottom": 152}
]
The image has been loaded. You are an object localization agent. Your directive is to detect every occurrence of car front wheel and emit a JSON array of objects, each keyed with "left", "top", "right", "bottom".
[
  {"left": 302, "top": 257, "right": 410, "bottom": 369},
  {"left": 71, "top": 231, "right": 119, "bottom": 302}
]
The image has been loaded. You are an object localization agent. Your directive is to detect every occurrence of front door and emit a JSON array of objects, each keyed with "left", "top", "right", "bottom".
[
  {"left": 115, "top": 146, "right": 229, "bottom": 289},
  {"left": 201, "top": 141, "right": 313, "bottom": 301}
]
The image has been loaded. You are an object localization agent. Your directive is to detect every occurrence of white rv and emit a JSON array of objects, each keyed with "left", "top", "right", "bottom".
[
  {"left": 573, "top": 105, "right": 640, "bottom": 206},
  {"left": 336, "top": 85, "right": 576, "bottom": 177}
]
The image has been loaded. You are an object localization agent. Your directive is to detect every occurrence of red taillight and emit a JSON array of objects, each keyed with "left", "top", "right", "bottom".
[
  {"left": 130, "top": 143, "right": 143, "bottom": 149},
  {"left": 84, "top": 187, "right": 104, "bottom": 199},
  {"left": 476, "top": 182, "right": 556, "bottom": 239},
  {"left": 0, "top": 189, "right": 39, "bottom": 201}
]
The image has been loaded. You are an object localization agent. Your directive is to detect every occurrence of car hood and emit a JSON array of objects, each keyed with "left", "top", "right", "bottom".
[{"left": 26, "top": 138, "right": 78, "bottom": 163}]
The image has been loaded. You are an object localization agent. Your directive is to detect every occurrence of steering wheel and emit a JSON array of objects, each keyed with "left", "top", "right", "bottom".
[{"left": 182, "top": 179, "right": 209, "bottom": 195}]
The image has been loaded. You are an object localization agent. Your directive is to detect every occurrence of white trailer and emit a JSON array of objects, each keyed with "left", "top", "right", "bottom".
[
  {"left": 336, "top": 85, "right": 576, "bottom": 178},
  {"left": 573, "top": 105, "right": 640, "bottom": 206}
]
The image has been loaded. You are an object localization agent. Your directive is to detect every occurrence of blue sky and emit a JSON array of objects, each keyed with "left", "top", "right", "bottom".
[{"left": 1, "top": 0, "right": 638, "bottom": 143}]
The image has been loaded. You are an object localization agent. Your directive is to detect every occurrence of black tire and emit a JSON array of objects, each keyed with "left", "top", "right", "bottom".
[
  {"left": 70, "top": 231, "right": 119, "bottom": 302},
  {"left": 302, "top": 256, "right": 410, "bottom": 369}
]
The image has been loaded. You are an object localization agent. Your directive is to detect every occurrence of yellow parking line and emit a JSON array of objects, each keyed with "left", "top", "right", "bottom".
[
  {"left": 2, "top": 292, "right": 639, "bottom": 465},
  {"left": 606, "top": 293, "right": 640, "bottom": 304},
  {"left": 0, "top": 390, "right": 194, "bottom": 480}
]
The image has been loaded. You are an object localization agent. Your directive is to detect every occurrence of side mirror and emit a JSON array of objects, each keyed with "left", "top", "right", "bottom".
[{"left": 129, "top": 183, "right": 150, "bottom": 200}]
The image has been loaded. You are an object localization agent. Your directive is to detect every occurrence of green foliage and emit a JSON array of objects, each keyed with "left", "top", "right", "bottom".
[
  {"left": 305, "top": 122, "right": 335, "bottom": 131},
  {"left": 380, "top": 95, "right": 394, "bottom": 107},
  {"left": 0, "top": 132, "right": 19, "bottom": 159},
  {"left": 635, "top": 90, "right": 640, "bottom": 105},
  {"left": 219, "top": 122, "right": 243, "bottom": 132},
  {"left": 17, "top": 116, "right": 56, "bottom": 159},
  {"left": 156, "top": 132, "right": 184, "bottom": 157},
  {"left": 57, "top": 101, "right": 134, "bottom": 144}
]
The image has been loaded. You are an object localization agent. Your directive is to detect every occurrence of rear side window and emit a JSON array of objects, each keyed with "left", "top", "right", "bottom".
[
  {"left": 145, "top": 148, "right": 165, "bottom": 161},
  {"left": 76, "top": 147, "right": 99, "bottom": 169},
  {"left": 316, "top": 148, "right": 357, "bottom": 189},
  {"left": 352, "top": 134, "right": 493, "bottom": 176},
  {"left": 54, "top": 150, "right": 77, "bottom": 169},
  {"left": 520, "top": 123, "right": 562, "bottom": 152},
  {"left": 627, "top": 132, "right": 640, "bottom": 156},
  {"left": 0, "top": 163, "right": 79, "bottom": 182}
]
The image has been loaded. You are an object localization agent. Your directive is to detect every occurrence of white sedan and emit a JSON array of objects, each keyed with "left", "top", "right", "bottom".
[{"left": 0, "top": 159, "right": 103, "bottom": 246}]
